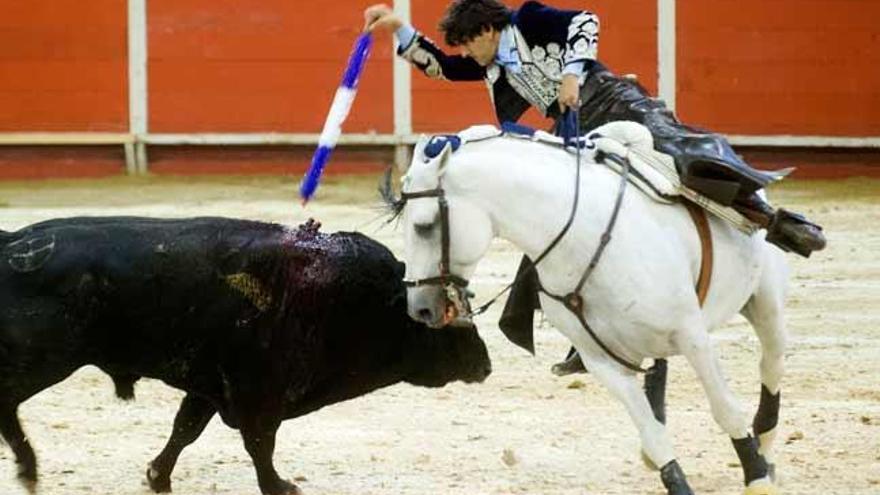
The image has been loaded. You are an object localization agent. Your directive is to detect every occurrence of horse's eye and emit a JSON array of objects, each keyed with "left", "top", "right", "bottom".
[{"left": 414, "top": 223, "right": 434, "bottom": 237}]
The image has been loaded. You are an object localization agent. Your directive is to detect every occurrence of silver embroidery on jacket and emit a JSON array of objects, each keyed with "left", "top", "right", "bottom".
[
  {"left": 503, "top": 27, "right": 563, "bottom": 115},
  {"left": 564, "top": 12, "right": 599, "bottom": 65}
]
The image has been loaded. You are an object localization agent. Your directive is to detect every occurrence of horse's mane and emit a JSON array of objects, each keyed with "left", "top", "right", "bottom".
[{"left": 379, "top": 166, "right": 405, "bottom": 223}]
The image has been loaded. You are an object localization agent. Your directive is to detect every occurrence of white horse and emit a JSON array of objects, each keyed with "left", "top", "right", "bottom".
[{"left": 394, "top": 123, "right": 789, "bottom": 495}]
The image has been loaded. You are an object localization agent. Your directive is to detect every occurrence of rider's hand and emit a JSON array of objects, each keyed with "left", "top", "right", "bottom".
[
  {"left": 363, "top": 4, "right": 403, "bottom": 32},
  {"left": 558, "top": 74, "right": 580, "bottom": 111}
]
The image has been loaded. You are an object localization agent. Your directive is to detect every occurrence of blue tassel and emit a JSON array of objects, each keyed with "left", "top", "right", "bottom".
[{"left": 300, "top": 33, "right": 373, "bottom": 203}]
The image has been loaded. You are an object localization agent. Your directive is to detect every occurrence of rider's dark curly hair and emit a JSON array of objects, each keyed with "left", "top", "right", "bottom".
[{"left": 439, "top": 0, "right": 513, "bottom": 46}]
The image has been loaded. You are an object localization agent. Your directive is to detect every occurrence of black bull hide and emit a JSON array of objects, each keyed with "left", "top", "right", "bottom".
[{"left": 0, "top": 217, "right": 491, "bottom": 495}]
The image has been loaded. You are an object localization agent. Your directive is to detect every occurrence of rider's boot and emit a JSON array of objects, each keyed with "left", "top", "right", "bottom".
[{"left": 733, "top": 192, "right": 826, "bottom": 257}]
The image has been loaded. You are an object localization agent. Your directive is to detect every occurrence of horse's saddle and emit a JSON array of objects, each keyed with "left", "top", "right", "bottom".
[
  {"left": 421, "top": 121, "right": 772, "bottom": 235},
  {"left": 504, "top": 121, "right": 767, "bottom": 235}
]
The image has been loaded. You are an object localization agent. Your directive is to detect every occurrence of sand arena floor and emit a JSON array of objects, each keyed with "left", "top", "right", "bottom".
[{"left": 0, "top": 174, "right": 877, "bottom": 495}]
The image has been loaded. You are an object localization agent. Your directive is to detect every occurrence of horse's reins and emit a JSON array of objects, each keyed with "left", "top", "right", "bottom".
[{"left": 403, "top": 109, "right": 644, "bottom": 373}]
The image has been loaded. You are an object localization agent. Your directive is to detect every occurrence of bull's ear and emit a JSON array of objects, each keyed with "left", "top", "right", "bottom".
[{"left": 388, "top": 290, "right": 406, "bottom": 308}]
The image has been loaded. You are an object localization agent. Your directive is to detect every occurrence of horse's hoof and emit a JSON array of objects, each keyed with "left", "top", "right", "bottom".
[
  {"left": 743, "top": 481, "right": 778, "bottom": 495},
  {"left": 146, "top": 463, "right": 172, "bottom": 493},
  {"left": 640, "top": 449, "right": 659, "bottom": 471}
]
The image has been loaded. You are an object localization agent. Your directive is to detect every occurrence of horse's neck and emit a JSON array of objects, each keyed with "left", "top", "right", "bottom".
[{"left": 450, "top": 139, "right": 617, "bottom": 261}]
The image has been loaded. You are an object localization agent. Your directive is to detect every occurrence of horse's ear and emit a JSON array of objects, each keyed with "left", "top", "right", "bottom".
[
  {"left": 435, "top": 141, "right": 455, "bottom": 177},
  {"left": 414, "top": 134, "right": 459, "bottom": 179},
  {"left": 410, "top": 135, "right": 430, "bottom": 167}
]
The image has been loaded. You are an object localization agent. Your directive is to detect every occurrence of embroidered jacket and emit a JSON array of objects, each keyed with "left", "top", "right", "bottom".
[{"left": 397, "top": 1, "right": 599, "bottom": 123}]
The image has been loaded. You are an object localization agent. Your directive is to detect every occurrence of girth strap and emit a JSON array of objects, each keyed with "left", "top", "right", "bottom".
[{"left": 683, "top": 201, "right": 714, "bottom": 307}]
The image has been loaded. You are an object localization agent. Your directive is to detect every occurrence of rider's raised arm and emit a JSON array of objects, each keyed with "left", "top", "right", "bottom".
[{"left": 396, "top": 25, "right": 486, "bottom": 81}]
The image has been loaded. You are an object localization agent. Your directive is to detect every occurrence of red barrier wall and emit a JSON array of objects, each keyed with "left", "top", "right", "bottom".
[
  {"left": 0, "top": 1, "right": 878, "bottom": 179},
  {"left": 2, "top": 1, "right": 877, "bottom": 136},
  {"left": 678, "top": 0, "right": 880, "bottom": 136},
  {"left": 0, "top": 1, "right": 127, "bottom": 131},
  {"left": 148, "top": 0, "right": 392, "bottom": 133}
]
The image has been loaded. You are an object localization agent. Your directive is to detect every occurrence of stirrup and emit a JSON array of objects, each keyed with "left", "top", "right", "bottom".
[{"left": 765, "top": 208, "right": 827, "bottom": 257}]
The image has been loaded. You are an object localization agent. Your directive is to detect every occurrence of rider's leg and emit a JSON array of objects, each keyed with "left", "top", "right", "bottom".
[{"left": 569, "top": 70, "right": 826, "bottom": 258}]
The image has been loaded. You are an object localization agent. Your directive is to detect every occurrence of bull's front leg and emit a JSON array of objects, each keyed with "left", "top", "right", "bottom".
[
  {"left": 146, "top": 394, "right": 216, "bottom": 493},
  {"left": 240, "top": 413, "right": 302, "bottom": 495}
]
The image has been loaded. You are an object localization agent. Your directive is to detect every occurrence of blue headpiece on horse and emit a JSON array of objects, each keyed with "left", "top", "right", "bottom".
[{"left": 423, "top": 135, "right": 462, "bottom": 160}]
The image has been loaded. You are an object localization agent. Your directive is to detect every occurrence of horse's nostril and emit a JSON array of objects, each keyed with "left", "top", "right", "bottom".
[{"left": 417, "top": 307, "right": 434, "bottom": 322}]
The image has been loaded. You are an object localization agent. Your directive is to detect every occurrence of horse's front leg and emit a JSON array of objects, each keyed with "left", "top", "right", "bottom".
[
  {"left": 581, "top": 355, "right": 694, "bottom": 495},
  {"left": 675, "top": 323, "right": 777, "bottom": 495}
]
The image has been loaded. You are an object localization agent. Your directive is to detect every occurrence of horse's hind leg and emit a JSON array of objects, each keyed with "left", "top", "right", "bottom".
[
  {"left": 146, "top": 393, "right": 216, "bottom": 493},
  {"left": 741, "top": 258, "right": 789, "bottom": 481},
  {"left": 675, "top": 317, "right": 776, "bottom": 495},
  {"left": 0, "top": 402, "right": 37, "bottom": 491}
]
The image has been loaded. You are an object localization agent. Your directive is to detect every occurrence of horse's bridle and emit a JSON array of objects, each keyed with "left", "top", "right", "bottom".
[
  {"left": 400, "top": 185, "right": 474, "bottom": 326},
  {"left": 401, "top": 115, "right": 645, "bottom": 372}
]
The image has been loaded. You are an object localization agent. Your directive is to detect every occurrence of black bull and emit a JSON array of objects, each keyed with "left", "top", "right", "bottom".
[{"left": 0, "top": 217, "right": 491, "bottom": 495}]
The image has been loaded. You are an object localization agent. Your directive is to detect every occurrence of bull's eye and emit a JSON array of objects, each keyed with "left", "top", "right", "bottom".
[{"left": 414, "top": 223, "right": 434, "bottom": 237}]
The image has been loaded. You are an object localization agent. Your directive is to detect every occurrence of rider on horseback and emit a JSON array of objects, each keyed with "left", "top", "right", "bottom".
[
  {"left": 365, "top": 0, "right": 826, "bottom": 374},
  {"left": 364, "top": 0, "right": 826, "bottom": 254}
]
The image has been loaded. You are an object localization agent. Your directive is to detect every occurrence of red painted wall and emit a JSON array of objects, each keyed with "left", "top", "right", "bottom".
[
  {"left": 148, "top": 0, "right": 392, "bottom": 133},
  {"left": 678, "top": 0, "right": 880, "bottom": 136},
  {"left": 1, "top": 1, "right": 877, "bottom": 136},
  {"left": 0, "top": 1, "right": 877, "bottom": 179},
  {"left": 0, "top": 1, "right": 128, "bottom": 131}
]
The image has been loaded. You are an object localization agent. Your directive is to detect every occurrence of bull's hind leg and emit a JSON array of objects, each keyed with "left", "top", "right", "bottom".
[
  {"left": 675, "top": 316, "right": 777, "bottom": 495},
  {"left": 0, "top": 403, "right": 37, "bottom": 491},
  {"left": 146, "top": 394, "right": 215, "bottom": 493},
  {"left": 741, "top": 257, "right": 789, "bottom": 482}
]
